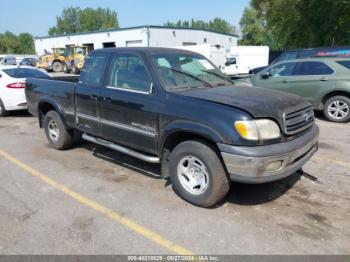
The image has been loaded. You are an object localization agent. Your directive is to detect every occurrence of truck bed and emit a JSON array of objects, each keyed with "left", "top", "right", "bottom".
[{"left": 25, "top": 77, "right": 77, "bottom": 127}]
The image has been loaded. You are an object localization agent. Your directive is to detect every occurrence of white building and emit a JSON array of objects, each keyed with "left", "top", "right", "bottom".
[{"left": 34, "top": 25, "right": 238, "bottom": 55}]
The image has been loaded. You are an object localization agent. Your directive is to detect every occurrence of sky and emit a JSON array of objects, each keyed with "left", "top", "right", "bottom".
[{"left": 0, "top": 0, "right": 249, "bottom": 37}]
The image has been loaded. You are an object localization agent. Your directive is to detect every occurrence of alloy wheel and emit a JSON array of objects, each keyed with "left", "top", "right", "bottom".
[
  {"left": 327, "top": 100, "right": 349, "bottom": 120},
  {"left": 48, "top": 120, "right": 60, "bottom": 142},
  {"left": 177, "top": 155, "right": 209, "bottom": 195}
]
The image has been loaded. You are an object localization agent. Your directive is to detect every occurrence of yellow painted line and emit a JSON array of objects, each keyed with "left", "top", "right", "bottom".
[
  {"left": 313, "top": 156, "right": 350, "bottom": 168},
  {"left": 0, "top": 148, "right": 193, "bottom": 255}
]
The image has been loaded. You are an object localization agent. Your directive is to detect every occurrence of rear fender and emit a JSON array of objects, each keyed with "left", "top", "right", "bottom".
[{"left": 37, "top": 97, "right": 67, "bottom": 128}]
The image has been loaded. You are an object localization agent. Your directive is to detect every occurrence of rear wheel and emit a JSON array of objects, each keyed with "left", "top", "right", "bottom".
[
  {"left": 0, "top": 98, "right": 9, "bottom": 117},
  {"left": 63, "top": 63, "right": 70, "bottom": 74},
  {"left": 44, "top": 110, "right": 74, "bottom": 150},
  {"left": 52, "top": 61, "right": 63, "bottom": 72},
  {"left": 323, "top": 96, "right": 350, "bottom": 123},
  {"left": 169, "top": 140, "right": 230, "bottom": 207}
]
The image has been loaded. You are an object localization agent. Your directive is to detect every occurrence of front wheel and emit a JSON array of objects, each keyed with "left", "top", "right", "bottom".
[
  {"left": 63, "top": 63, "right": 70, "bottom": 74},
  {"left": 72, "top": 66, "right": 80, "bottom": 74},
  {"left": 169, "top": 140, "right": 230, "bottom": 207},
  {"left": 44, "top": 110, "right": 74, "bottom": 150},
  {"left": 323, "top": 96, "right": 350, "bottom": 123},
  {"left": 52, "top": 61, "right": 63, "bottom": 72}
]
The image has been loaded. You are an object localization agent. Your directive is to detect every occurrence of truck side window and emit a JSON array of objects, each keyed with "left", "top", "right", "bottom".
[
  {"left": 80, "top": 53, "right": 109, "bottom": 86},
  {"left": 108, "top": 54, "right": 152, "bottom": 93}
]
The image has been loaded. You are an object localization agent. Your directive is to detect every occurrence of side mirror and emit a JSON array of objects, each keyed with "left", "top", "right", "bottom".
[{"left": 261, "top": 72, "right": 271, "bottom": 79}]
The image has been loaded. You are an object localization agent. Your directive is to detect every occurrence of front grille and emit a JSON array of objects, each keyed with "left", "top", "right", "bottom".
[{"left": 284, "top": 105, "right": 314, "bottom": 135}]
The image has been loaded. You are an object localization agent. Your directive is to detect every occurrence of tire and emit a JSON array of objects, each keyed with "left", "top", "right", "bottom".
[
  {"left": 72, "top": 66, "right": 79, "bottom": 74},
  {"left": 44, "top": 110, "right": 74, "bottom": 150},
  {"left": 0, "top": 98, "right": 9, "bottom": 117},
  {"left": 169, "top": 140, "right": 230, "bottom": 207},
  {"left": 52, "top": 61, "right": 63, "bottom": 72},
  {"left": 63, "top": 63, "right": 70, "bottom": 74},
  {"left": 323, "top": 95, "right": 350, "bottom": 123}
]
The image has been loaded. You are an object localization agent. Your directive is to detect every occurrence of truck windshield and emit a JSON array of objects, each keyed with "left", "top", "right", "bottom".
[{"left": 151, "top": 54, "right": 233, "bottom": 91}]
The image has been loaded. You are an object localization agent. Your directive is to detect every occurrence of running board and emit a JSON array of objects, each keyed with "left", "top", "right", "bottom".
[{"left": 82, "top": 133, "right": 160, "bottom": 163}]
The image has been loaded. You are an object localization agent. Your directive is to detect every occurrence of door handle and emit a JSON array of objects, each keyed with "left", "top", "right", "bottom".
[
  {"left": 282, "top": 79, "right": 289, "bottom": 83},
  {"left": 320, "top": 77, "right": 328, "bottom": 81},
  {"left": 103, "top": 97, "right": 112, "bottom": 103},
  {"left": 90, "top": 95, "right": 98, "bottom": 100}
]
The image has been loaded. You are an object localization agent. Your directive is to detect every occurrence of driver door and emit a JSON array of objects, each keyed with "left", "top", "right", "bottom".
[{"left": 99, "top": 52, "right": 160, "bottom": 155}]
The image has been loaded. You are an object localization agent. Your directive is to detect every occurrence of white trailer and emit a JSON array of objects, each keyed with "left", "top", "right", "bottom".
[
  {"left": 222, "top": 46, "right": 269, "bottom": 76},
  {"left": 174, "top": 44, "right": 227, "bottom": 70}
]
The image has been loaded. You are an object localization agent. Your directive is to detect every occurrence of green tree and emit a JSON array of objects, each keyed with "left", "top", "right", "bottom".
[
  {"left": 48, "top": 7, "right": 119, "bottom": 36},
  {"left": 0, "top": 31, "right": 34, "bottom": 54},
  {"left": 239, "top": 5, "right": 280, "bottom": 48},
  {"left": 79, "top": 7, "right": 119, "bottom": 32},
  {"left": 248, "top": 0, "right": 350, "bottom": 49},
  {"left": 164, "top": 18, "right": 237, "bottom": 34},
  {"left": 208, "top": 18, "right": 236, "bottom": 35},
  {"left": 0, "top": 31, "right": 19, "bottom": 53},
  {"left": 239, "top": 6, "right": 266, "bottom": 46},
  {"left": 17, "top": 33, "right": 35, "bottom": 54}
]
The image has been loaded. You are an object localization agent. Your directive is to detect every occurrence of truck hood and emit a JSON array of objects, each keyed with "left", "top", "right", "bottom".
[{"left": 179, "top": 85, "right": 310, "bottom": 126}]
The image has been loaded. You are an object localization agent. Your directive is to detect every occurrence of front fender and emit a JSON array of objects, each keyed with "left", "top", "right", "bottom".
[{"left": 159, "top": 120, "right": 224, "bottom": 152}]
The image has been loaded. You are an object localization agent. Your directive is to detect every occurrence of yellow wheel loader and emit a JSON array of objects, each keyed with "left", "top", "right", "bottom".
[
  {"left": 64, "top": 45, "right": 88, "bottom": 74},
  {"left": 37, "top": 48, "right": 66, "bottom": 72}
]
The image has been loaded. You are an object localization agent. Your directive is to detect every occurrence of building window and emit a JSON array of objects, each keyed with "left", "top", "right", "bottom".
[
  {"left": 126, "top": 40, "right": 143, "bottom": 47},
  {"left": 103, "top": 42, "right": 116, "bottom": 48},
  {"left": 83, "top": 43, "right": 95, "bottom": 53}
]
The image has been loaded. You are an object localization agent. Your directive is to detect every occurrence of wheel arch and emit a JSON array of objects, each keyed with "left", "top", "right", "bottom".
[
  {"left": 322, "top": 90, "right": 350, "bottom": 105},
  {"left": 51, "top": 59, "right": 63, "bottom": 66},
  {"left": 160, "top": 121, "right": 222, "bottom": 152},
  {"left": 37, "top": 98, "right": 66, "bottom": 128},
  {"left": 159, "top": 121, "right": 224, "bottom": 178}
]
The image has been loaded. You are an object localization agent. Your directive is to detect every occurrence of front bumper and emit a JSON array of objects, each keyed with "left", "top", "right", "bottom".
[{"left": 218, "top": 125, "right": 319, "bottom": 183}]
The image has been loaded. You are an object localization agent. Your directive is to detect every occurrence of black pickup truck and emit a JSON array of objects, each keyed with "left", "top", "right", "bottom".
[{"left": 26, "top": 47, "right": 319, "bottom": 207}]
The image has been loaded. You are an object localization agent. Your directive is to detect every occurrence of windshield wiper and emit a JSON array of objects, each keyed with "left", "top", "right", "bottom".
[
  {"left": 164, "top": 67, "right": 213, "bottom": 88},
  {"left": 200, "top": 70, "right": 235, "bottom": 85}
]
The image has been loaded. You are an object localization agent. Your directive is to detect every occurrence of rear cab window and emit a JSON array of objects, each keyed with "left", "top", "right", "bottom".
[{"left": 80, "top": 52, "right": 109, "bottom": 86}]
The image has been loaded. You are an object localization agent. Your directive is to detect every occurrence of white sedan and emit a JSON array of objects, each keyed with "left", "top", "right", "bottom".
[{"left": 0, "top": 66, "right": 50, "bottom": 116}]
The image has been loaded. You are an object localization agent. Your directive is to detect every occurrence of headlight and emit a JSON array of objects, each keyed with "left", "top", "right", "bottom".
[{"left": 235, "top": 119, "right": 281, "bottom": 141}]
